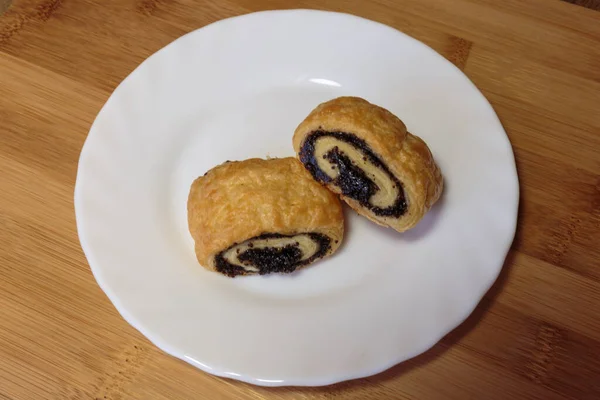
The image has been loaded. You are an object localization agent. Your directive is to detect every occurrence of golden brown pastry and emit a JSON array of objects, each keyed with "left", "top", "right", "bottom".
[
  {"left": 187, "top": 158, "right": 344, "bottom": 277},
  {"left": 293, "top": 96, "right": 443, "bottom": 232}
]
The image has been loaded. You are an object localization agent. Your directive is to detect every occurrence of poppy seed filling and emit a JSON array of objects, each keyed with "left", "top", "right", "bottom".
[
  {"left": 299, "top": 130, "right": 407, "bottom": 217},
  {"left": 215, "top": 233, "right": 331, "bottom": 277}
]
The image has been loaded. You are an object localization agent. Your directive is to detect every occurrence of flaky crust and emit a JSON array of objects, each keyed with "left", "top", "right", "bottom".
[
  {"left": 187, "top": 157, "right": 344, "bottom": 271},
  {"left": 293, "top": 96, "right": 443, "bottom": 232}
]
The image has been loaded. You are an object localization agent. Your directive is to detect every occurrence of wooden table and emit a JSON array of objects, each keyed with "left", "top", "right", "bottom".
[{"left": 1, "top": 0, "right": 599, "bottom": 399}]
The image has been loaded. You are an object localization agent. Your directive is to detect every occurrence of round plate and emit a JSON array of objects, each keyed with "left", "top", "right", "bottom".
[{"left": 75, "top": 10, "right": 518, "bottom": 387}]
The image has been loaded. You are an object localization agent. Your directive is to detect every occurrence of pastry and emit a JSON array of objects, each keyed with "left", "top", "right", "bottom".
[
  {"left": 187, "top": 158, "right": 344, "bottom": 277},
  {"left": 293, "top": 96, "right": 443, "bottom": 232}
]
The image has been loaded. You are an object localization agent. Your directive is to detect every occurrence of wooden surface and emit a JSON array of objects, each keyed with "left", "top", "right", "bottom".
[{"left": 1, "top": 0, "right": 599, "bottom": 399}]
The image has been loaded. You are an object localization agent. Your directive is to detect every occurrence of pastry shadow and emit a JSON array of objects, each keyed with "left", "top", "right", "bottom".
[
  {"left": 401, "top": 188, "right": 446, "bottom": 242},
  {"left": 337, "top": 205, "right": 357, "bottom": 253},
  {"left": 365, "top": 182, "right": 447, "bottom": 242}
]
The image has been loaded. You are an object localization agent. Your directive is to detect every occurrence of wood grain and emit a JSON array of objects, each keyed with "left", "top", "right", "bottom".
[{"left": 1, "top": 0, "right": 599, "bottom": 399}]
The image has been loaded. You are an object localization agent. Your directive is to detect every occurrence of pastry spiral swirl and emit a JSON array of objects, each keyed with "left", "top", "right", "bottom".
[
  {"left": 294, "top": 97, "right": 443, "bottom": 232},
  {"left": 187, "top": 158, "right": 344, "bottom": 277}
]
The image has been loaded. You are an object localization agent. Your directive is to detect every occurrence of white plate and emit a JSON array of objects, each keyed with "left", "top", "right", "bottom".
[{"left": 75, "top": 10, "right": 518, "bottom": 387}]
